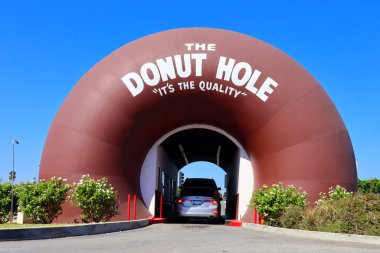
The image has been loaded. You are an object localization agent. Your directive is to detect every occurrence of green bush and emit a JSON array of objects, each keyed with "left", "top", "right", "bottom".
[
  {"left": 17, "top": 177, "right": 70, "bottom": 224},
  {"left": 279, "top": 204, "right": 305, "bottom": 229},
  {"left": 315, "top": 185, "right": 352, "bottom": 205},
  {"left": 0, "top": 181, "right": 19, "bottom": 223},
  {"left": 299, "top": 203, "right": 342, "bottom": 233},
  {"left": 299, "top": 193, "right": 380, "bottom": 235},
  {"left": 249, "top": 183, "right": 307, "bottom": 226},
  {"left": 70, "top": 175, "right": 119, "bottom": 223},
  {"left": 255, "top": 184, "right": 380, "bottom": 236}
]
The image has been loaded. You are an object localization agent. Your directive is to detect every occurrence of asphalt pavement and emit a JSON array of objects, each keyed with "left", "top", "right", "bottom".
[{"left": 0, "top": 223, "right": 379, "bottom": 253}]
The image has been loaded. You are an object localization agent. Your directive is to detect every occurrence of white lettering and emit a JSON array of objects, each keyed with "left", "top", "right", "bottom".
[
  {"left": 185, "top": 43, "right": 194, "bottom": 50},
  {"left": 245, "top": 69, "right": 262, "bottom": 94},
  {"left": 195, "top": 43, "right": 206, "bottom": 51},
  {"left": 191, "top": 53, "right": 207, "bottom": 76},
  {"left": 231, "top": 62, "right": 252, "bottom": 86},
  {"left": 120, "top": 53, "right": 279, "bottom": 102},
  {"left": 208, "top": 44, "right": 216, "bottom": 51},
  {"left": 185, "top": 43, "right": 216, "bottom": 51},
  {"left": 140, "top": 63, "right": 160, "bottom": 86},
  {"left": 121, "top": 72, "right": 144, "bottom": 97},
  {"left": 174, "top": 54, "right": 192, "bottom": 78},
  {"left": 256, "top": 77, "right": 279, "bottom": 102},
  {"left": 156, "top": 57, "right": 176, "bottom": 82},
  {"left": 216, "top": 56, "right": 235, "bottom": 81}
]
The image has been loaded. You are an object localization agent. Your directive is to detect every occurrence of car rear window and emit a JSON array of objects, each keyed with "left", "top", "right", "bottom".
[
  {"left": 183, "top": 179, "right": 217, "bottom": 189},
  {"left": 181, "top": 187, "right": 216, "bottom": 197}
]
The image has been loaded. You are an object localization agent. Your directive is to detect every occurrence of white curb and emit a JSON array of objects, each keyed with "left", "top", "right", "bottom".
[
  {"left": 0, "top": 219, "right": 149, "bottom": 241},
  {"left": 243, "top": 223, "right": 380, "bottom": 245}
]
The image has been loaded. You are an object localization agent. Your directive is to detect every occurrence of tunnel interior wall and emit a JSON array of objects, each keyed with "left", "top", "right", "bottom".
[{"left": 225, "top": 149, "right": 240, "bottom": 218}]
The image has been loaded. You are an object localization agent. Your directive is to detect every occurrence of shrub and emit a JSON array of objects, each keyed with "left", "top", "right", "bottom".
[
  {"left": 299, "top": 202, "right": 343, "bottom": 233},
  {"left": 70, "top": 175, "right": 119, "bottom": 223},
  {"left": 249, "top": 183, "right": 307, "bottom": 226},
  {"left": 252, "top": 184, "right": 380, "bottom": 236},
  {"left": 279, "top": 204, "right": 305, "bottom": 229},
  {"left": 315, "top": 185, "right": 352, "bottom": 205},
  {"left": 299, "top": 193, "right": 380, "bottom": 235},
  {"left": 0, "top": 181, "right": 19, "bottom": 223},
  {"left": 17, "top": 177, "right": 70, "bottom": 224}
]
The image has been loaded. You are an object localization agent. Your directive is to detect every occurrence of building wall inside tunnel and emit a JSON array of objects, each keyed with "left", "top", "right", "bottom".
[
  {"left": 140, "top": 145, "right": 178, "bottom": 215},
  {"left": 225, "top": 149, "right": 240, "bottom": 218},
  {"left": 157, "top": 147, "right": 178, "bottom": 187}
]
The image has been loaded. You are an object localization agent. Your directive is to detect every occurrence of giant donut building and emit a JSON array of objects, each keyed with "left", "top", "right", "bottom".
[{"left": 39, "top": 28, "right": 357, "bottom": 222}]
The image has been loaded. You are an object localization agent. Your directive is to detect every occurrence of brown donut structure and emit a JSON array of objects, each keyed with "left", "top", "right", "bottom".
[{"left": 40, "top": 28, "right": 357, "bottom": 222}]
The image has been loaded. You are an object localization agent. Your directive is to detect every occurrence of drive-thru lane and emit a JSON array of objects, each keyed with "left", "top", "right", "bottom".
[{"left": 1, "top": 224, "right": 379, "bottom": 253}]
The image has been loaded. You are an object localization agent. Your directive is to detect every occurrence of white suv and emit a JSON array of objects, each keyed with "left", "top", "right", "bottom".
[{"left": 176, "top": 178, "right": 221, "bottom": 221}]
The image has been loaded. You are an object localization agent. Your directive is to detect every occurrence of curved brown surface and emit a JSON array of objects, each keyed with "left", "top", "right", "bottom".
[{"left": 39, "top": 28, "right": 357, "bottom": 222}]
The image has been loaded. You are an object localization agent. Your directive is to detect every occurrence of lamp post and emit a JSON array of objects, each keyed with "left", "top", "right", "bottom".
[{"left": 10, "top": 139, "right": 19, "bottom": 223}]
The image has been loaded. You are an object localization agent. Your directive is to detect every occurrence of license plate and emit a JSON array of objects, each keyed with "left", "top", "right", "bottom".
[{"left": 193, "top": 200, "right": 202, "bottom": 205}]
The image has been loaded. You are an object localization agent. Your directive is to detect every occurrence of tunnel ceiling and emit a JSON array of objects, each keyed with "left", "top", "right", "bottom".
[{"left": 160, "top": 129, "right": 238, "bottom": 171}]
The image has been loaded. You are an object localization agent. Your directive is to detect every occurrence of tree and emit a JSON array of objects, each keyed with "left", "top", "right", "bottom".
[
  {"left": 0, "top": 181, "right": 18, "bottom": 223},
  {"left": 17, "top": 177, "right": 70, "bottom": 223},
  {"left": 70, "top": 175, "right": 119, "bottom": 223},
  {"left": 358, "top": 178, "right": 380, "bottom": 194}
]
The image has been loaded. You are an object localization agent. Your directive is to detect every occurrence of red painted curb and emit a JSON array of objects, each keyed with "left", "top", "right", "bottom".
[
  {"left": 148, "top": 218, "right": 167, "bottom": 224},
  {"left": 225, "top": 220, "right": 242, "bottom": 227}
]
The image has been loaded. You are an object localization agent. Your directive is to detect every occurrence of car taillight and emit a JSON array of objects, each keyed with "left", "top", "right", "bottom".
[
  {"left": 178, "top": 199, "right": 184, "bottom": 204},
  {"left": 212, "top": 200, "right": 218, "bottom": 205}
]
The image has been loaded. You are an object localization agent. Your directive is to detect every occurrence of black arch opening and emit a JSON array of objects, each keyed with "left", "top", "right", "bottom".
[
  {"left": 157, "top": 128, "right": 240, "bottom": 221},
  {"left": 160, "top": 129, "right": 238, "bottom": 171}
]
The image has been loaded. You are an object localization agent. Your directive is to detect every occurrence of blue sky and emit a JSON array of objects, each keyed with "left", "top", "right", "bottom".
[{"left": 0, "top": 1, "right": 379, "bottom": 185}]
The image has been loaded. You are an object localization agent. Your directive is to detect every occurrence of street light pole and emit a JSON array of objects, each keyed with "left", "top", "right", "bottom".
[{"left": 10, "top": 139, "right": 19, "bottom": 223}]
